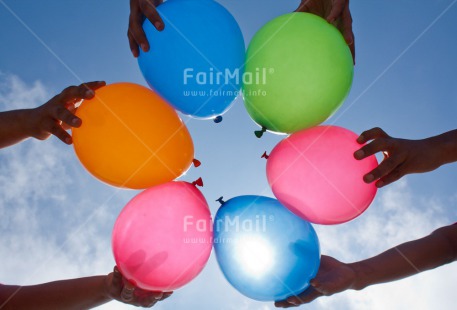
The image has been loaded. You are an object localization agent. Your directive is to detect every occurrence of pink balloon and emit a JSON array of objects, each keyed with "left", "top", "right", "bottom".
[
  {"left": 112, "top": 181, "right": 212, "bottom": 291},
  {"left": 267, "top": 126, "right": 378, "bottom": 225}
]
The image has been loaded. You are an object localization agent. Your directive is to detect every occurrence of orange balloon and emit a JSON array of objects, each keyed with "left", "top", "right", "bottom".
[{"left": 72, "top": 83, "right": 194, "bottom": 189}]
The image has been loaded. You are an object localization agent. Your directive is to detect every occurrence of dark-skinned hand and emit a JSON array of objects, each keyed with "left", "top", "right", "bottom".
[
  {"left": 295, "top": 0, "right": 355, "bottom": 62},
  {"left": 275, "top": 255, "right": 356, "bottom": 308},
  {"left": 128, "top": 0, "right": 165, "bottom": 57}
]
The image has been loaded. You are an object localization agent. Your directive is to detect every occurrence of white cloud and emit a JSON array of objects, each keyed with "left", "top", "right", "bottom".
[{"left": 0, "top": 74, "right": 48, "bottom": 110}]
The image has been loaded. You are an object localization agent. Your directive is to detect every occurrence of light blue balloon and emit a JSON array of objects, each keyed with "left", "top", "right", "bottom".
[
  {"left": 138, "top": 0, "right": 245, "bottom": 119},
  {"left": 213, "top": 196, "right": 321, "bottom": 301}
]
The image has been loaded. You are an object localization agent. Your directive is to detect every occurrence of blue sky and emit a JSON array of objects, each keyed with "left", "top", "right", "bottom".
[{"left": 0, "top": 0, "right": 457, "bottom": 309}]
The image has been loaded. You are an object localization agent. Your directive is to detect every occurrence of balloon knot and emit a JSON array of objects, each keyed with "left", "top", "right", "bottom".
[
  {"left": 254, "top": 126, "right": 267, "bottom": 138},
  {"left": 261, "top": 151, "right": 269, "bottom": 159},
  {"left": 193, "top": 158, "right": 201, "bottom": 168},
  {"left": 216, "top": 196, "right": 225, "bottom": 205},
  {"left": 214, "top": 116, "right": 223, "bottom": 123},
  {"left": 192, "top": 177, "right": 203, "bottom": 187}
]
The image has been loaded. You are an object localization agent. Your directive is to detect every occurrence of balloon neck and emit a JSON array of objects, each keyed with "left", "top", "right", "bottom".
[
  {"left": 192, "top": 177, "right": 204, "bottom": 187},
  {"left": 254, "top": 126, "right": 267, "bottom": 138},
  {"left": 261, "top": 151, "right": 269, "bottom": 160},
  {"left": 214, "top": 116, "right": 223, "bottom": 123},
  {"left": 193, "top": 159, "right": 201, "bottom": 167},
  {"left": 216, "top": 196, "right": 225, "bottom": 205}
]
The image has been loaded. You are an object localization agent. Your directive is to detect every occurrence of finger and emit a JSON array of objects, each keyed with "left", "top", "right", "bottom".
[
  {"left": 140, "top": 0, "right": 165, "bottom": 31},
  {"left": 58, "top": 82, "right": 104, "bottom": 103},
  {"left": 150, "top": 291, "right": 163, "bottom": 300},
  {"left": 295, "top": 0, "right": 310, "bottom": 12},
  {"left": 287, "top": 288, "right": 322, "bottom": 305},
  {"left": 349, "top": 35, "right": 356, "bottom": 64},
  {"left": 363, "top": 155, "right": 402, "bottom": 183},
  {"left": 138, "top": 296, "right": 158, "bottom": 308},
  {"left": 132, "top": 0, "right": 164, "bottom": 53},
  {"left": 54, "top": 105, "right": 81, "bottom": 128},
  {"left": 49, "top": 122, "right": 73, "bottom": 144},
  {"left": 58, "top": 86, "right": 91, "bottom": 103},
  {"left": 129, "top": 0, "right": 150, "bottom": 52},
  {"left": 354, "top": 138, "right": 391, "bottom": 160},
  {"left": 340, "top": 1, "right": 355, "bottom": 64},
  {"left": 310, "top": 279, "right": 334, "bottom": 296},
  {"left": 340, "top": 2, "right": 354, "bottom": 43},
  {"left": 64, "top": 98, "right": 82, "bottom": 110},
  {"left": 55, "top": 81, "right": 105, "bottom": 126},
  {"left": 274, "top": 300, "right": 296, "bottom": 308},
  {"left": 327, "top": 0, "right": 346, "bottom": 23},
  {"left": 160, "top": 291, "right": 173, "bottom": 301},
  {"left": 128, "top": 30, "right": 140, "bottom": 57},
  {"left": 112, "top": 267, "right": 123, "bottom": 289},
  {"left": 121, "top": 283, "right": 135, "bottom": 302},
  {"left": 357, "top": 127, "right": 390, "bottom": 144},
  {"left": 376, "top": 168, "right": 404, "bottom": 188},
  {"left": 129, "top": 15, "right": 150, "bottom": 53},
  {"left": 83, "top": 81, "right": 106, "bottom": 91}
]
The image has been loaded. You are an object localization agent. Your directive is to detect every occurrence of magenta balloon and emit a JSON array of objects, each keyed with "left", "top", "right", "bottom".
[
  {"left": 112, "top": 181, "right": 212, "bottom": 291},
  {"left": 267, "top": 126, "right": 378, "bottom": 225}
]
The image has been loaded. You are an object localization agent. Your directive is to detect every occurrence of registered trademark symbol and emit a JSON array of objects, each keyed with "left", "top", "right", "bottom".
[
  {"left": 269, "top": 68, "right": 275, "bottom": 74},
  {"left": 269, "top": 215, "right": 275, "bottom": 222}
]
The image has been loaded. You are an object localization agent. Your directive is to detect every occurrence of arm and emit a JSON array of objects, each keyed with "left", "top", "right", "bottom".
[
  {"left": 128, "top": 0, "right": 165, "bottom": 57},
  {"left": 275, "top": 224, "right": 457, "bottom": 307},
  {"left": 0, "top": 267, "right": 172, "bottom": 309},
  {"left": 354, "top": 127, "right": 457, "bottom": 187},
  {"left": 0, "top": 276, "right": 111, "bottom": 310},
  {"left": 295, "top": 0, "right": 355, "bottom": 62},
  {"left": 351, "top": 224, "right": 457, "bottom": 289},
  {"left": 0, "top": 81, "right": 105, "bottom": 149}
]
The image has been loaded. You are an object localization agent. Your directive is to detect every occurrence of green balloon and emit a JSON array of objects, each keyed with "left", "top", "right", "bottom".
[{"left": 243, "top": 13, "right": 354, "bottom": 134}]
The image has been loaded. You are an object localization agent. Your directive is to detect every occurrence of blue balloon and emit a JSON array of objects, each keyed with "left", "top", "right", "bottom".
[
  {"left": 138, "top": 0, "right": 245, "bottom": 119},
  {"left": 213, "top": 196, "right": 320, "bottom": 301}
]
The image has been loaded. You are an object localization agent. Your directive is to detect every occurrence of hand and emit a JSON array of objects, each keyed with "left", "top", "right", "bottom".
[
  {"left": 129, "top": 0, "right": 165, "bottom": 57},
  {"left": 354, "top": 127, "right": 443, "bottom": 188},
  {"left": 295, "top": 0, "right": 355, "bottom": 63},
  {"left": 275, "top": 255, "right": 356, "bottom": 308},
  {"left": 27, "top": 81, "right": 105, "bottom": 145},
  {"left": 105, "top": 267, "right": 173, "bottom": 307}
]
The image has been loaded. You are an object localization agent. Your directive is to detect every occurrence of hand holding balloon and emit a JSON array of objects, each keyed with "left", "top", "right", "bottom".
[
  {"left": 107, "top": 266, "right": 173, "bottom": 308},
  {"left": 276, "top": 224, "right": 457, "bottom": 307},
  {"left": 275, "top": 255, "right": 356, "bottom": 308},
  {"left": 30, "top": 81, "right": 106, "bottom": 144},
  {"left": 354, "top": 127, "right": 457, "bottom": 188},
  {"left": 295, "top": 0, "right": 354, "bottom": 61},
  {"left": 0, "top": 81, "right": 105, "bottom": 148},
  {"left": 128, "top": 0, "right": 164, "bottom": 57}
]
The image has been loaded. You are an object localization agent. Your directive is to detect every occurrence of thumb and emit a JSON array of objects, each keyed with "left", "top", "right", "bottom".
[
  {"left": 310, "top": 278, "right": 333, "bottom": 296},
  {"left": 295, "top": 0, "right": 310, "bottom": 12},
  {"left": 326, "top": 0, "right": 346, "bottom": 23}
]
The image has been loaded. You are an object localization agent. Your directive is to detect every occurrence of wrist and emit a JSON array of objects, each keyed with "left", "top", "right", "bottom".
[
  {"left": 101, "top": 275, "right": 115, "bottom": 301},
  {"left": 347, "top": 262, "right": 369, "bottom": 291},
  {"left": 16, "top": 109, "right": 36, "bottom": 138},
  {"left": 427, "top": 130, "right": 457, "bottom": 167}
]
